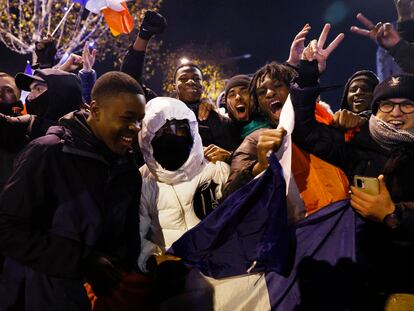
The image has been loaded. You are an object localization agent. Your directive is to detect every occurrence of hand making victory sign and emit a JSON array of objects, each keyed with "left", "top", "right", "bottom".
[
  {"left": 301, "top": 23, "right": 345, "bottom": 73},
  {"left": 350, "top": 13, "right": 401, "bottom": 49}
]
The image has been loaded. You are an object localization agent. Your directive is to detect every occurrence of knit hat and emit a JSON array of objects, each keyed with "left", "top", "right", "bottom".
[
  {"left": 340, "top": 70, "right": 379, "bottom": 110},
  {"left": 371, "top": 74, "right": 414, "bottom": 114},
  {"left": 224, "top": 74, "right": 251, "bottom": 99}
]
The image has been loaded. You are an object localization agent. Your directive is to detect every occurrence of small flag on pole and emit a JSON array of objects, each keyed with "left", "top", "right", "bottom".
[{"left": 71, "top": 0, "right": 134, "bottom": 36}]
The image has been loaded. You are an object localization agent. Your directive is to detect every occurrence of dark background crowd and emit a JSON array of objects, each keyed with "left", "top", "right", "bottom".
[
  {"left": 0, "top": 0, "right": 414, "bottom": 310},
  {"left": 0, "top": 0, "right": 399, "bottom": 108}
]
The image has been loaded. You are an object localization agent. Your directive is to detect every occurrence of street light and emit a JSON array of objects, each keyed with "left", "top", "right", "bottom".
[{"left": 180, "top": 57, "right": 190, "bottom": 65}]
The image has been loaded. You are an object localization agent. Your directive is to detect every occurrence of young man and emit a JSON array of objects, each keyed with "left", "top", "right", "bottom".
[
  {"left": 138, "top": 97, "right": 230, "bottom": 274},
  {"left": 0, "top": 69, "right": 84, "bottom": 191},
  {"left": 0, "top": 72, "right": 22, "bottom": 116},
  {"left": 224, "top": 75, "right": 252, "bottom": 123},
  {"left": 0, "top": 71, "right": 146, "bottom": 310},
  {"left": 226, "top": 62, "right": 295, "bottom": 187},
  {"left": 340, "top": 70, "right": 379, "bottom": 115},
  {"left": 292, "top": 33, "right": 414, "bottom": 306},
  {"left": 174, "top": 63, "right": 240, "bottom": 155}
]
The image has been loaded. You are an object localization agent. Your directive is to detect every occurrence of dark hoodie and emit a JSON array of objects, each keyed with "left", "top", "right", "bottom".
[
  {"left": 0, "top": 110, "right": 141, "bottom": 310},
  {"left": 340, "top": 70, "right": 379, "bottom": 114},
  {"left": 0, "top": 70, "right": 83, "bottom": 190},
  {"left": 26, "top": 69, "right": 84, "bottom": 137}
]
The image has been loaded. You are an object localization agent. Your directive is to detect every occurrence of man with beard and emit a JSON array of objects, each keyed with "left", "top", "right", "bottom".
[
  {"left": 0, "top": 71, "right": 146, "bottom": 310},
  {"left": 0, "top": 73, "right": 25, "bottom": 189},
  {"left": 224, "top": 25, "right": 349, "bottom": 221},
  {"left": 0, "top": 73, "right": 23, "bottom": 116},
  {"left": 0, "top": 69, "right": 83, "bottom": 190},
  {"left": 224, "top": 61, "right": 295, "bottom": 192}
]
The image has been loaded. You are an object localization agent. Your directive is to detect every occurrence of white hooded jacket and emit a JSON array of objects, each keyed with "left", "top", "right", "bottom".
[{"left": 138, "top": 97, "right": 230, "bottom": 272}]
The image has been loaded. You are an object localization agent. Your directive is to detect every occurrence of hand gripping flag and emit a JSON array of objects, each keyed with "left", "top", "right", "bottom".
[{"left": 72, "top": 0, "right": 134, "bottom": 36}]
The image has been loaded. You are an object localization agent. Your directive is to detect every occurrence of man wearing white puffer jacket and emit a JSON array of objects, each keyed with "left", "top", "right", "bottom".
[{"left": 138, "top": 97, "right": 230, "bottom": 274}]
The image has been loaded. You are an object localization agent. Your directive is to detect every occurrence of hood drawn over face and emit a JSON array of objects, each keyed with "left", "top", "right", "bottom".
[
  {"left": 139, "top": 97, "right": 205, "bottom": 184},
  {"left": 16, "top": 69, "right": 83, "bottom": 121}
]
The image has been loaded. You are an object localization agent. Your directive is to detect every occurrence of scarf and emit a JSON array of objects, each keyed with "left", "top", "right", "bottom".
[
  {"left": 241, "top": 117, "right": 272, "bottom": 140},
  {"left": 369, "top": 115, "right": 414, "bottom": 151}
]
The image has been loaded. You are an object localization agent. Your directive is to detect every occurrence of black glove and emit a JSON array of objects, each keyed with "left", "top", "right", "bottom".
[
  {"left": 35, "top": 38, "right": 57, "bottom": 69},
  {"left": 82, "top": 252, "right": 122, "bottom": 297},
  {"left": 138, "top": 11, "right": 167, "bottom": 40}
]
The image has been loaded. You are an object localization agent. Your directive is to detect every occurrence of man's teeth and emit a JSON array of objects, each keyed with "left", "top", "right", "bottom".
[
  {"left": 121, "top": 136, "right": 133, "bottom": 143},
  {"left": 389, "top": 120, "right": 403, "bottom": 126}
]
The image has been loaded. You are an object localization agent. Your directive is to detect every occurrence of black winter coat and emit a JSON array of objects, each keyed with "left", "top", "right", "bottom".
[
  {"left": 0, "top": 111, "right": 141, "bottom": 310},
  {"left": 291, "top": 85, "right": 414, "bottom": 298}
]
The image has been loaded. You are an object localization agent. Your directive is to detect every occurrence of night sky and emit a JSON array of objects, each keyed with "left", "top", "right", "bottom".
[{"left": 0, "top": 0, "right": 397, "bottom": 110}]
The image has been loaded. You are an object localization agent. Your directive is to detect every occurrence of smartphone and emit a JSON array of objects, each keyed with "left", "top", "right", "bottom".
[{"left": 353, "top": 175, "right": 380, "bottom": 195}]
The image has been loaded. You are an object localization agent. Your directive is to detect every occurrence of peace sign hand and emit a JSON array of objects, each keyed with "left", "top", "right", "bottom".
[
  {"left": 351, "top": 13, "right": 401, "bottom": 49},
  {"left": 301, "top": 24, "right": 344, "bottom": 73},
  {"left": 350, "top": 13, "right": 381, "bottom": 42}
]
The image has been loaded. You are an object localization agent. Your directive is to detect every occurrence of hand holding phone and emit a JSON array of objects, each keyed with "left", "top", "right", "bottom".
[{"left": 353, "top": 175, "right": 380, "bottom": 195}]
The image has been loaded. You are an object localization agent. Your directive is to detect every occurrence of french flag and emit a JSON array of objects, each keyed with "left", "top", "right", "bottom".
[
  {"left": 72, "top": 0, "right": 133, "bottom": 36},
  {"left": 168, "top": 97, "right": 358, "bottom": 310}
]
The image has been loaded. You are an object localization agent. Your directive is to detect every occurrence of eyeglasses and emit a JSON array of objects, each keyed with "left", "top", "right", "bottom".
[{"left": 378, "top": 101, "right": 414, "bottom": 114}]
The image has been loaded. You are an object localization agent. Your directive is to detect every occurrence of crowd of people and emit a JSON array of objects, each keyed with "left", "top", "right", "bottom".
[{"left": 0, "top": 1, "right": 413, "bottom": 310}]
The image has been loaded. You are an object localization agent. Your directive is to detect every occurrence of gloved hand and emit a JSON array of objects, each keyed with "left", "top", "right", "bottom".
[
  {"left": 138, "top": 11, "right": 167, "bottom": 40},
  {"left": 82, "top": 252, "right": 122, "bottom": 297},
  {"left": 35, "top": 36, "right": 57, "bottom": 68}
]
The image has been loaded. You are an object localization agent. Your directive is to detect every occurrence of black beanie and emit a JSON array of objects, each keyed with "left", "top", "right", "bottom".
[
  {"left": 371, "top": 74, "right": 414, "bottom": 114},
  {"left": 224, "top": 75, "right": 251, "bottom": 98},
  {"left": 340, "top": 70, "right": 379, "bottom": 110}
]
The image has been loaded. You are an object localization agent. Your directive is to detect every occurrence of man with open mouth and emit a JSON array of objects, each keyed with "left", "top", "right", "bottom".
[{"left": 224, "top": 74, "right": 253, "bottom": 123}]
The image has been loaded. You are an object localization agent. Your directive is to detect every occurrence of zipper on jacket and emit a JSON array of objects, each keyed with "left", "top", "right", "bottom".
[{"left": 171, "top": 185, "right": 188, "bottom": 231}]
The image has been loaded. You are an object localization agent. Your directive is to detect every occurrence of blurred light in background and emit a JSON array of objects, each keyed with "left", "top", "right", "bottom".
[
  {"left": 324, "top": 1, "right": 349, "bottom": 25},
  {"left": 180, "top": 57, "right": 190, "bottom": 64}
]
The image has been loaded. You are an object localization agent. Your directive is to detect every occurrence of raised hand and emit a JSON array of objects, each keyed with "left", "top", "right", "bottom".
[
  {"left": 82, "top": 42, "right": 97, "bottom": 73},
  {"left": 58, "top": 53, "right": 83, "bottom": 72},
  {"left": 35, "top": 35, "right": 57, "bottom": 68},
  {"left": 139, "top": 10, "right": 167, "bottom": 41},
  {"left": 351, "top": 13, "right": 401, "bottom": 49},
  {"left": 377, "top": 23, "right": 401, "bottom": 49},
  {"left": 287, "top": 24, "right": 312, "bottom": 67},
  {"left": 395, "top": 0, "right": 414, "bottom": 21},
  {"left": 301, "top": 24, "right": 344, "bottom": 73},
  {"left": 350, "top": 13, "right": 381, "bottom": 42}
]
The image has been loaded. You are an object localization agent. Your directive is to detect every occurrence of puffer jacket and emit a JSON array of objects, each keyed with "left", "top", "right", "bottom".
[
  {"left": 138, "top": 97, "right": 230, "bottom": 272},
  {"left": 0, "top": 111, "right": 141, "bottom": 310}
]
